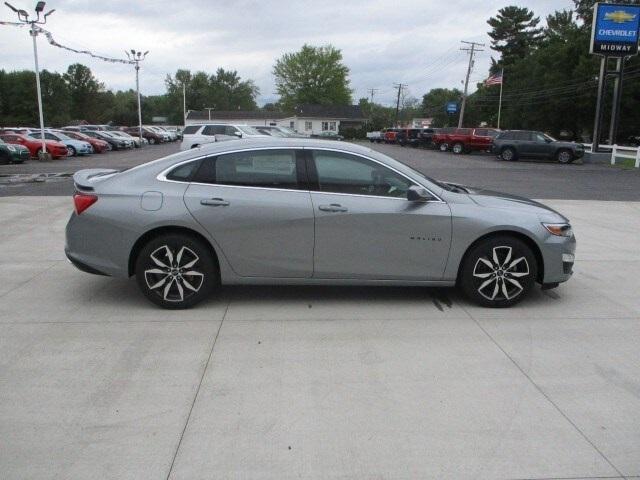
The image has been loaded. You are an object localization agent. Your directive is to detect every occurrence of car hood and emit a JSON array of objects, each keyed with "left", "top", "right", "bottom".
[{"left": 459, "top": 184, "right": 568, "bottom": 221}]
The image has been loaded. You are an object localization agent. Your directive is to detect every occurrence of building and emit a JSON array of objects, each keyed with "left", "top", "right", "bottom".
[{"left": 185, "top": 104, "right": 367, "bottom": 135}]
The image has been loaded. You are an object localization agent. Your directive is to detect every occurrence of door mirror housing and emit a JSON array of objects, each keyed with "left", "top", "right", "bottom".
[
  {"left": 407, "top": 185, "right": 432, "bottom": 202},
  {"left": 233, "top": 131, "right": 242, "bottom": 138}
]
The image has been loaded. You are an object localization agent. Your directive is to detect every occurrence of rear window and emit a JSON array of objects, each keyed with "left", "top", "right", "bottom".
[
  {"left": 456, "top": 128, "right": 472, "bottom": 135},
  {"left": 166, "top": 160, "right": 201, "bottom": 182},
  {"left": 182, "top": 125, "right": 201, "bottom": 135}
]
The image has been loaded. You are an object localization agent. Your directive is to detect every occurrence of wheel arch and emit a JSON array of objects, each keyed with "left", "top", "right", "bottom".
[
  {"left": 456, "top": 230, "right": 544, "bottom": 284},
  {"left": 128, "top": 225, "right": 220, "bottom": 278}
]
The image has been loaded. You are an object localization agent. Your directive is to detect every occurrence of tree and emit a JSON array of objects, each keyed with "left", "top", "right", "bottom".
[
  {"left": 545, "top": 10, "right": 578, "bottom": 39},
  {"left": 421, "top": 88, "right": 462, "bottom": 127},
  {"left": 63, "top": 63, "right": 105, "bottom": 121},
  {"left": 488, "top": 6, "right": 543, "bottom": 66},
  {"left": 273, "top": 44, "right": 352, "bottom": 110}
]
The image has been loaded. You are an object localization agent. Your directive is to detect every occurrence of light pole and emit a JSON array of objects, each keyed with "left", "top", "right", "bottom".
[
  {"left": 125, "top": 49, "right": 148, "bottom": 147},
  {"left": 4, "top": 1, "right": 55, "bottom": 160}
]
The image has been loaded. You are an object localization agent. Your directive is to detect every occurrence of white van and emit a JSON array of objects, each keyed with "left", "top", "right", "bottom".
[{"left": 180, "top": 124, "right": 266, "bottom": 150}]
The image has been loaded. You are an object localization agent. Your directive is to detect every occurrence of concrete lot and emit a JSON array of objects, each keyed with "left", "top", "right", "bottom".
[
  {"left": 1, "top": 140, "right": 640, "bottom": 200},
  {"left": 0, "top": 196, "right": 639, "bottom": 479}
]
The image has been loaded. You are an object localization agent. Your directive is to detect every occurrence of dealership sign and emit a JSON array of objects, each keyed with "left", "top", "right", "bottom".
[
  {"left": 446, "top": 102, "right": 458, "bottom": 114},
  {"left": 590, "top": 3, "right": 640, "bottom": 56}
]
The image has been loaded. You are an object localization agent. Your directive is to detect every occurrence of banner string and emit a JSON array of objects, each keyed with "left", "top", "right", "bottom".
[{"left": 0, "top": 21, "right": 134, "bottom": 65}]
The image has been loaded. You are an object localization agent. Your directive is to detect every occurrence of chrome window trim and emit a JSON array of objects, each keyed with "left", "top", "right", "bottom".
[{"left": 156, "top": 145, "right": 444, "bottom": 203}]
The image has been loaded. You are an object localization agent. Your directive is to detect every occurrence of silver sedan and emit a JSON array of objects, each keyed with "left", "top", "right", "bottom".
[{"left": 65, "top": 139, "right": 576, "bottom": 308}]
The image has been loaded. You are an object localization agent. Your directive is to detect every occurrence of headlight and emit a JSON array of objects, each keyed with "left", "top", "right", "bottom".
[
  {"left": 7, "top": 145, "right": 16, "bottom": 152},
  {"left": 543, "top": 223, "right": 573, "bottom": 237}
]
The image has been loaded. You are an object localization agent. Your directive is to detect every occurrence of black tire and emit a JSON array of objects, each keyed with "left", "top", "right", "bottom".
[
  {"left": 459, "top": 235, "right": 537, "bottom": 308},
  {"left": 135, "top": 233, "right": 218, "bottom": 309},
  {"left": 500, "top": 147, "right": 517, "bottom": 161},
  {"left": 452, "top": 142, "right": 465, "bottom": 154},
  {"left": 556, "top": 149, "right": 574, "bottom": 164}
]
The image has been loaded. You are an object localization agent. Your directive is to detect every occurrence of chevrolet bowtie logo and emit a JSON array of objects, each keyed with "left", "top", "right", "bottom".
[{"left": 604, "top": 10, "right": 637, "bottom": 23}]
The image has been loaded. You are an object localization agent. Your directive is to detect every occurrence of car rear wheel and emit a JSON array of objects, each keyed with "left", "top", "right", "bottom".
[
  {"left": 459, "top": 235, "right": 537, "bottom": 308},
  {"left": 149, "top": 138, "right": 156, "bottom": 145},
  {"left": 556, "top": 149, "right": 574, "bottom": 164},
  {"left": 452, "top": 142, "right": 465, "bottom": 154},
  {"left": 135, "top": 233, "right": 218, "bottom": 309},
  {"left": 439, "top": 143, "right": 449, "bottom": 152},
  {"left": 500, "top": 147, "right": 517, "bottom": 161},
  {"left": 67, "top": 146, "right": 77, "bottom": 157}
]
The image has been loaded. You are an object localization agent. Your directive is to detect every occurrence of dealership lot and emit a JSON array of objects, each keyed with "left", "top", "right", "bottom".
[{"left": 1, "top": 144, "right": 639, "bottom": 479}]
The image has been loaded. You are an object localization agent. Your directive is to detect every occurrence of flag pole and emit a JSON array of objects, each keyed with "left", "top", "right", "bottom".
[{"left": 497, "top": 68, "right": 504, "bottom": 129}]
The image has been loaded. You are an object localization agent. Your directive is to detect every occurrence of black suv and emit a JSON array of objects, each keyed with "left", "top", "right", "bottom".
[{"left": 492, "top": 130, "right": 584, "bottom": 164}]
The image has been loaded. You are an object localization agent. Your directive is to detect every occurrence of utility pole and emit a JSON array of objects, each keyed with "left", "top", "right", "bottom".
[
  {"left": 393, "top": 83, "right": 407, "bottom": 127},
  {"left": 367, "top": 88, "right": 378, "bottom": 104},
  {"left": 458, "top": 41, "right": 484, "bottom": 128},
  {"left": 4, "top": 1, "right": 55, "bottom": 160},
  {"left": 182, "top": 82, "right": 187, "bottom": 126},
  {"left": 125, "top": 49, "right": 148, "bottom": 147},
  {"left": 205, "top": 107, "right": 215, "bottom": 121}
]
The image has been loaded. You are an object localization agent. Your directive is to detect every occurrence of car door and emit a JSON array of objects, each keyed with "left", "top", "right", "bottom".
[
  {"left": 530, "top": 132, "right": 552, "bottom": 157},
  {"left": 515, "top": 131, "right": 537, "bottom": 156},
  {"left": 183, "top": 148, "right": 314, "bottom": 278},
  {"left": 307, "top": 149, "right": 452, "bottom": 280}
]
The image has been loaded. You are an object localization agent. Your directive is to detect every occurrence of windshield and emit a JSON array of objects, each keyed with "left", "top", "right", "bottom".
[
  {"left": 277, "top": 126, "right": 297, "bottom": 135},
  {"left": 543, "top": 133, "right": 557, "bottom": 142},
  {"left": 238, "top": 126, "right": 261, "bottom": 135}
]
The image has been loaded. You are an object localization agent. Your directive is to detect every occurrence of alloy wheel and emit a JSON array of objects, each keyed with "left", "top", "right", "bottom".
[
  {"left": 144, "top": 245, "right": 204, "bottom": 303},
  {"left": 472, "top": 246, "right": 530, "bottom": 301},
  {"left": 501, "top": 149, "right": 514, "bottom": 161},
  {"left": 557, "top": 150, "right": 572, "bottom": 163}
]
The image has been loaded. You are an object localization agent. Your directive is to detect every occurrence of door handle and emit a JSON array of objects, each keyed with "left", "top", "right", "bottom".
[
  {"left": 318, "top": 203, "right": 347, "bottom": 213},
  {"left": 200, "top": 198, "right": 230, "bottom": 207}
]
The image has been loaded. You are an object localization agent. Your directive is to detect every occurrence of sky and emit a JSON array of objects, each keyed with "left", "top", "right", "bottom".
[{"left": 0, "top": 0, "right": 575, "bottom": 107}]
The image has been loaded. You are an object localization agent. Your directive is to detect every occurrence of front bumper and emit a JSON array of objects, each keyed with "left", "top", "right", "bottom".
[{"left": 541, "top": 231, "right": 576, "bottom": 284}]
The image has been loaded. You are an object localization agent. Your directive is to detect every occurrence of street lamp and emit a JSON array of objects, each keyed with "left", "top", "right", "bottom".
[
  {"left": 125, "top": 49, "right": 148, "bottom": 147},
  {"left": 4, "top": 1, "right": 55, "bottom": 160}
]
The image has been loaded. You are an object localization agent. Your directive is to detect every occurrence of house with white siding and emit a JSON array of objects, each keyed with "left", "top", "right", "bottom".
[{"left": 185, "top": 104, "right": 367, "bottom": 135}]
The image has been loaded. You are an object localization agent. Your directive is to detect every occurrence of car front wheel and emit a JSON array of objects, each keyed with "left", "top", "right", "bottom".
[
  {"left": 439, "top": 143, "right": 449, "bottom": 152},
  {"left": 500, "top": 147, "right": 517, "bottom": 161},
  {"left": 452, "top": 142, "right": 465, "bottom": 154},
  {"left": 460, "top": 235, "right": 537, "bottom": 307},
  {"left": 556, "top": 149, "right": 574, "bottom": 164},
  {"left": 135, "top": 233, "right": 218, "bottom": 309}
]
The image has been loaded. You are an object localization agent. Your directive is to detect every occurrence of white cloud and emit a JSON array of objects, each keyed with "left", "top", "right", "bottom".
[{"left": 0, "top": 0, "right": 573, "bottom": 106}]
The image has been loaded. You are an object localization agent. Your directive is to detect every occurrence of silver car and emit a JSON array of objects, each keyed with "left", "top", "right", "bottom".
[{"left": 65, "top": 139, "right": 575, "bottom": 309}]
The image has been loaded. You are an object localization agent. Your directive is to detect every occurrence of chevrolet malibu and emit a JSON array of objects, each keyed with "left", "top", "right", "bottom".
[{"left": 65, "top": 139, "right": 575, "bottom": 309}]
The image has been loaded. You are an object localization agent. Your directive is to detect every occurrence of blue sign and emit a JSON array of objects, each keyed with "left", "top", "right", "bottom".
[
  {"left": 590, "top": 3, "right": 640, "bottom": 56},
  {"left": 446, "top": 102, "right": 458, "bottom": 114}
]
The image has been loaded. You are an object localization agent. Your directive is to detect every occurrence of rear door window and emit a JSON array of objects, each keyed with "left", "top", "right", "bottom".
[{"left": 193, "top": 149, "right": 299, "bottom": 190}]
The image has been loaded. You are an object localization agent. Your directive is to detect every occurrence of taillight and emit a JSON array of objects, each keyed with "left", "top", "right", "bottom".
[{"left": 73, "top": 192, "right": 98, "bottom": 215}]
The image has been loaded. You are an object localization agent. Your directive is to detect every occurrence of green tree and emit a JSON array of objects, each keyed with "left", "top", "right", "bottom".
[
  {"left": 63, "top": 63, "right": 105, "bottom": 121},
  {"left": 421, "top": 88, "right": 462, "bottom": 127},
  {"left": 488, "top": 6, "right": 543, "bottom": 66},
  {"left": 273, "top": 44, "right": 352, "bottom": 110}
]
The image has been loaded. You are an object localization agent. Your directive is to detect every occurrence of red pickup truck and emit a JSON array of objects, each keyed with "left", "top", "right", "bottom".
[
  {"left": 433, "top": 127, "right": 500, "bottom": 154},
  {"left": 383, "top": 128, "right": 401, "bottom": 144}
]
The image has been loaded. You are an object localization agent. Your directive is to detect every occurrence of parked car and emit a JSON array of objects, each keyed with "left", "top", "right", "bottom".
[
  {"left": 66, "top": 138, "right": 575, "bottom": 309},
  {"left": 396, "top": 128, "right": 424, "bottom": 147},
  {"left": 444, "top": 128, "right": 500, "bottom": 154},
  {"left": 180, "top": 124, "right": 266, "bottom": 150},
  {"left": 154, "top": 126, "right": 178, "bottom": 141},
  {"left": 32, "top": 131, "right": 93, "bottom": 156},
  {"left": 83, "top": 131, "right": 132, "bottom": 150},
  {"left": 63, "top": 130, "right": 110, "bottom": 153},
  {"left": 0, "top": 133, "right": 68, "bottom": 159},
  {"left": 492, "top": 130, "right": 585, "bottom": 164},
  {"left": 144, "top": 126, "right": 171, "bottom": 143},
  {"left": 122, "top": 126, "right": 162, "bottom": 145},
  {"left": 109, "top": 130, "right": 144, "bottom": 148},
  {"left": 311, "top": 131, "right": 344, "bottom": 141},
  {"left": 383, "top": 128, "right": 401, "bottom": 144},
  {"left": 417, "top": 128, "right": 438, "bottom": 148},
  {"left": 0, "top": 137, "right": 30, "bottom": 164},
  {"left": 366, "top": 131, "right": 384, "bottom": 143},
  {"left": 252, "top": 125, "right": 306, "bottom": 138},
  {"left": 431, "top": 127, "right": 458, "bottom": 151}
]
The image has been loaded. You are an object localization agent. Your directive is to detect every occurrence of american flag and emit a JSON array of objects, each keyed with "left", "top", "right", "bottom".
[{"left": 484, "top": 71, "right": 503, "bottom": 86}]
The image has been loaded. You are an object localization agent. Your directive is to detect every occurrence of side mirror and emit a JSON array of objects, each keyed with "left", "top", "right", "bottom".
[
  {"left": 407, "top": 185, "right": 432, "bottom": 202},
  {"left": 233, "top": 131, "right": 242, "bottom": 138}
]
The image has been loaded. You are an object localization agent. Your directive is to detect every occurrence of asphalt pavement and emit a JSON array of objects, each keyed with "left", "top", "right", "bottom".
[{"left": 1, "top": 140, "right": 639, "bottom": 199}]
